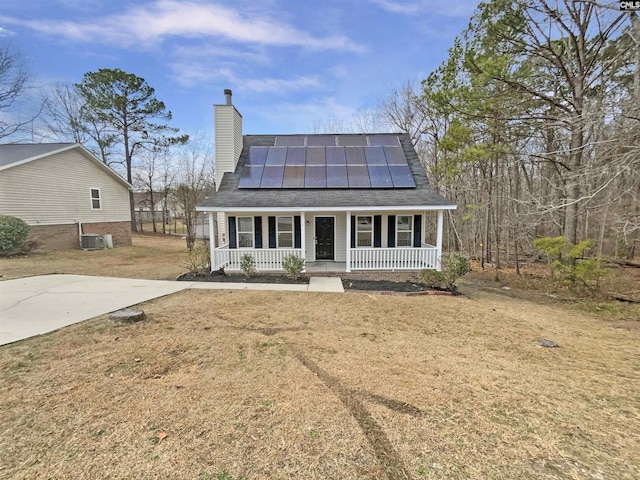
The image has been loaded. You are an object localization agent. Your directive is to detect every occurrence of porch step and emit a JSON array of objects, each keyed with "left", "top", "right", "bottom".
[{"left": 308, "top": 277, "right": 344, "bottom": 293}]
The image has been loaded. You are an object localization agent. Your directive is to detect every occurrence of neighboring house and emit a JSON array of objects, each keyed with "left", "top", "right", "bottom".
[
  {"left": 0, "top": 143, "right": 132, "bottom": 250},
  {"left": 133, "top": 191, "right": 169, "bottom": 225},
  {"left": 197, "top": 90, "right": 456, "bottom": 274}
]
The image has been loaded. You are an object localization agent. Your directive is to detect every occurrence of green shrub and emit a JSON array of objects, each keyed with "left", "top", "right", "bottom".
[
  {"left": 282, "top": 254, "right": 305, "bottom": 280},
  {"left": 533, "top": 236, "right": 606, "bottom": 294},
  {"left": 184, "top": 241, "right": 210, "bottom": 275},
  {"left": 240, "top": 254, "right": 256, "bottom": 277},
  {"left": 419, "top": 252, "right": 470, "bottom": 292},
  {"left": 0, "top": 215, "right": 29, "bottom": 255}
]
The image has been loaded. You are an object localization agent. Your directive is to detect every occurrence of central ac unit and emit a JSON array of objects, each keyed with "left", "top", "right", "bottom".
[{"left": 81, "top": 234, "right": 105, "bottom": 250}]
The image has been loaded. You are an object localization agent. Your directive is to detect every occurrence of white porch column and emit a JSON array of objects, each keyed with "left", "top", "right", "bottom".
[
  {"left": 300, "top": 211, "right": 306, "bottom": 272},
  {"left": 436, "top": 210, "right": 444, "bottom": 271},
  {"left": 208, "top": 212, "right": 216, "bottom": 271},
  {"left": 346, "top": 211, "right": 352, "bottom": 272}
]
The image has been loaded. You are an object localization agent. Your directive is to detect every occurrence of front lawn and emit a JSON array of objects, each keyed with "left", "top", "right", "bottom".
[{"left": 1, "top": 289, "right": 638, "bottom": 479}]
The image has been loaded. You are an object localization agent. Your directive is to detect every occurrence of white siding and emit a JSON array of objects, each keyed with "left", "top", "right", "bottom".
[
  {"left": 214, "top": 104, "right": 242, "bottom": 189},
  {"left": 0, "top": 149, "right": 130, "bottom": 226}
]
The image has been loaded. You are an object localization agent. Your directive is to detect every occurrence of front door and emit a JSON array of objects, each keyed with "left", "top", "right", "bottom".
[{"left": 315, "top": 217, "right": 335, "bottom": 260}]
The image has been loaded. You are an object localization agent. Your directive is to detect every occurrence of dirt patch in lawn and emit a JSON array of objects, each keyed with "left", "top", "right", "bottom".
[{"left": 1, "top": 289, "right": 638, "bottom": 479}]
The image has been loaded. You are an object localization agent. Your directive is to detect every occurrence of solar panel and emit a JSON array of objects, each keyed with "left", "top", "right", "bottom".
[
  {"left": 261, "top": 166, "right": 285, "bottom": 188},
  {"left": 368, "top": 165, "right": 393, "bottom": 188},
  {"left": 306, "top": 147, "right": 326, "bottom": 165},
  {"left": 275, "top": 135, "right": 305, "bottom": 146},
  {"left": 337, "top": 135, "right": 368, "bottom": 146},
  {"left": 305, "top": 166, "right": 326, "bottom": 187},
  {"left": 326, "top": 146, "right": 346, "bottom": 165},
  {"left": 238, "top": 166, "right": 264, "bottom": 188},
  {"left": 247, "top": 146, "right": 268, "bottom": 165},
  {"left": 347, "top": 165, "right": 370, "bottom": 187},
  {"left": 265, "top": 147, "right": 286, "bottom": 166},
  {"left": 364, "top": 146, "right": 387, "bottom": 165},
  {"left": 306, "top": 135, "right": 336, "bottom": 147},
  {"left": 326, "top": 164, "right": 349, "bottom": 187},
  {"left": 383, "top": 146, "right": 408, "bottom": 165},
  {"left": 345, "top": 146, "right": 366, "bottom": 165},
  {"left": 388, "top": 165, "right": 416, "bottom": 187},
  {"left": 369, "top": 134, "right": 400, "bottom": 146},
  {"left": 285, "top": 147, "right": 306, "bottom": 165},
  {"left": 238, "top": 136, "right": 416, "bottom": 189},
  {"left": 282, "top": 165, "right": 305, "bottom": 187}
]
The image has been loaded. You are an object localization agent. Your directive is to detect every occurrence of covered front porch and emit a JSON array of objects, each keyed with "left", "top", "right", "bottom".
[{"left": 206, "top": 208, "right": 447, "bottom": 273}]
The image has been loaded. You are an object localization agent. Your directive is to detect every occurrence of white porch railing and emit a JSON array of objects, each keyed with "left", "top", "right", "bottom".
[
  {"left": 213, "top": 246, "right": 303, "bottom": 271},
  {"left": 349, "top": 244, "right": 438, "bottom": 270}
]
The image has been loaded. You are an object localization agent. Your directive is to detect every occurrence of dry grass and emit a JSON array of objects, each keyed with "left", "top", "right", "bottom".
[
  {"left": 0, "top": 234, "right": 188, "bottom": 281},
  {"left": 1, "top": 289, "right": 638, "bottom": 479}
]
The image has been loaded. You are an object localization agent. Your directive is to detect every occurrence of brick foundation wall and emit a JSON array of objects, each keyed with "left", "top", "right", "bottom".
[
  {"left": 27, "top": 224, "right": 79, "bottom": 251},
  {"left": 26, "top": 221, "right": 132, "bottom": 251},
  {"left": 82, "top": 221, "right": 132, "bottom": 247}
]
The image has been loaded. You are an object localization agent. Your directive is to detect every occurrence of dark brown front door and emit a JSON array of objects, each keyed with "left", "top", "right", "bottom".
[{"left": 315, "top": 217, "right": 334, "bottom": 260}]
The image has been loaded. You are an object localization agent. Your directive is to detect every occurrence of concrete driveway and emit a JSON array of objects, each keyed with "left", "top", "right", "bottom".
[{"left": 0, "top": 274, "right": 343, "bottom": 346}]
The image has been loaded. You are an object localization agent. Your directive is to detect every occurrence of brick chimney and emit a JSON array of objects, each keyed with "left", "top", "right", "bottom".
[{"left": 214, "top": 89, "right": 243, "bottom": 190}]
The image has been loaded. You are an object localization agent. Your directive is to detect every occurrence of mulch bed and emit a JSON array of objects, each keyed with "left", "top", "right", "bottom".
[
  {"left": 177, "top": 272, "right": 309, "bottom": 284},
  {"left": 177, "top": 271, "right": 451, "bottom": 294}
]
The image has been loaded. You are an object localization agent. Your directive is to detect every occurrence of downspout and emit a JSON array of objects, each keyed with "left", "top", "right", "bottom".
[{"left": 77, "top": 219, "right": 83, "bottom": 248}]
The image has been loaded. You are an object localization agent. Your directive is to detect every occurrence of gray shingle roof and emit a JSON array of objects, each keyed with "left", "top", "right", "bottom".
[
  {"left": 0, "top": 143, "right": 75, "bottom": 168},
  {"left": 198, "top": 134, "right": 455, "bottom": 210}
]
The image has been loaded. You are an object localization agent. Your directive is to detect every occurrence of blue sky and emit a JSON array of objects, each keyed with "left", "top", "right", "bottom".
[{"left": 1, "top": 0, "right": 480, "bottom": 138}]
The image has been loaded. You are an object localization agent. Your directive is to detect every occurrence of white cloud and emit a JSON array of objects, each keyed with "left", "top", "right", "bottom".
[
  {"left": 0, "top": 26, "right": 16, "bottom": 37},
  {"left": 371, "top": 0, "right": 477, "bottom": 17},
  {"left": 168, "top": 61, "right": 323, "bottom": 94},
  {"left": 1, "top": 0, "right": 363, "bottom": 52}
]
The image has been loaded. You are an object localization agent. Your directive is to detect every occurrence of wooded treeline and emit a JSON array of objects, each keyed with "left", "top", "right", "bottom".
[{"left": 381, "top": 1, "right": 639, "bottom": 264}]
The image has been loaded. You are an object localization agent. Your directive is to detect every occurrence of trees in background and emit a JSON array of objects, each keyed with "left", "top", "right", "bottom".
[
  {"left": 0, "top": 45, "right": 39, "bottom": 141},
  {"left": 75, "top": 68, "right": 188, "bottom": 231},
  {"left": 378, "top": 2, "right": 639, "bottom": 265},
  {"left": 173, "top": 136, "right": 215, "bottom": 250}
]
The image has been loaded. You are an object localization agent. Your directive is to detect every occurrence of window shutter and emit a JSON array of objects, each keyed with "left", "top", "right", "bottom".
[
  {"left": 294, "top": 216, "right": 302, "bottom": 249},
  {"left": 373, "top": 215, "right": 382, "bottom": 248},
  {"left": 387, "top": 215, "right": 396, "bottom": 248},
  {"left": 268, "top": 216, "right": 276, "bottom": 249},
  {"left": 413, "top": 214, "right": 422, "bottom": 247},
  {"left": 350, "top": 215, "right": 356, "bottom": 248},
  {"left": 228, "top": 216, "right": 237, "bottom": 249},
  {"left": 254, "top": 216, "right": 262, "bottom": 248}
]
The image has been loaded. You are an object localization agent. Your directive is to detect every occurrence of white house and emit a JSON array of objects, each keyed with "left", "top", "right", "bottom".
[
  {"left": 0, "top": 143, "right": 132, "bottom": 250},
  {"left": 196, "top": 90, "right": 456, "bottom": 274}
]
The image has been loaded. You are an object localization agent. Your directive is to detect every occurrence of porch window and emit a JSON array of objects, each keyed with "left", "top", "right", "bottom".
[
  {"left": 90, "top": 188, "right": 101, "bottom": 210},
  {"left": 237, "top": 216, "right": 254, "bottom": 248},
  {"left": 356, "top": 216, "right": 373, "bottom": 247},
  {"left": 277, "top": 216, "right": 293, "bottom": 248},
  {"left": 396, "top": 215, "right": 413, "bottom": 247}
]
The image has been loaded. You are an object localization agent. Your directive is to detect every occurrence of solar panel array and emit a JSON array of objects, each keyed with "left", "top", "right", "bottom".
[{"left": 238, "top": 135, "right": 415, "bottom": 189}]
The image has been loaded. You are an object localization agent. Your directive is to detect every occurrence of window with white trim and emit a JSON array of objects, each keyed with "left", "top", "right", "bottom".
[
  {"left": 277, "top": 216, "right": 293, "bottom": 248},
  {"left": 90, "top": 188, "right": 101, "bottom": 209},
  {"left": 237, "top": 216, "right": 254, "bottom": 248},
  {"left": 356, "top": 216, "right": 373, "bottom": 247},
  {"left": 396, "top": 215, "right": 413, "bottom": 247}
]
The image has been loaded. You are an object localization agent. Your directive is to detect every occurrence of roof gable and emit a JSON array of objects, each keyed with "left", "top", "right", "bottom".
[{"left": 0, "top": 143, "right": 131, "bottom": 189}]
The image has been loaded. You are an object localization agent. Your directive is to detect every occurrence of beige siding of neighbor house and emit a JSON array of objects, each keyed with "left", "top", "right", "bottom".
[{"left": 0, "top": 149, "right": 131, "bottom": 226}]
